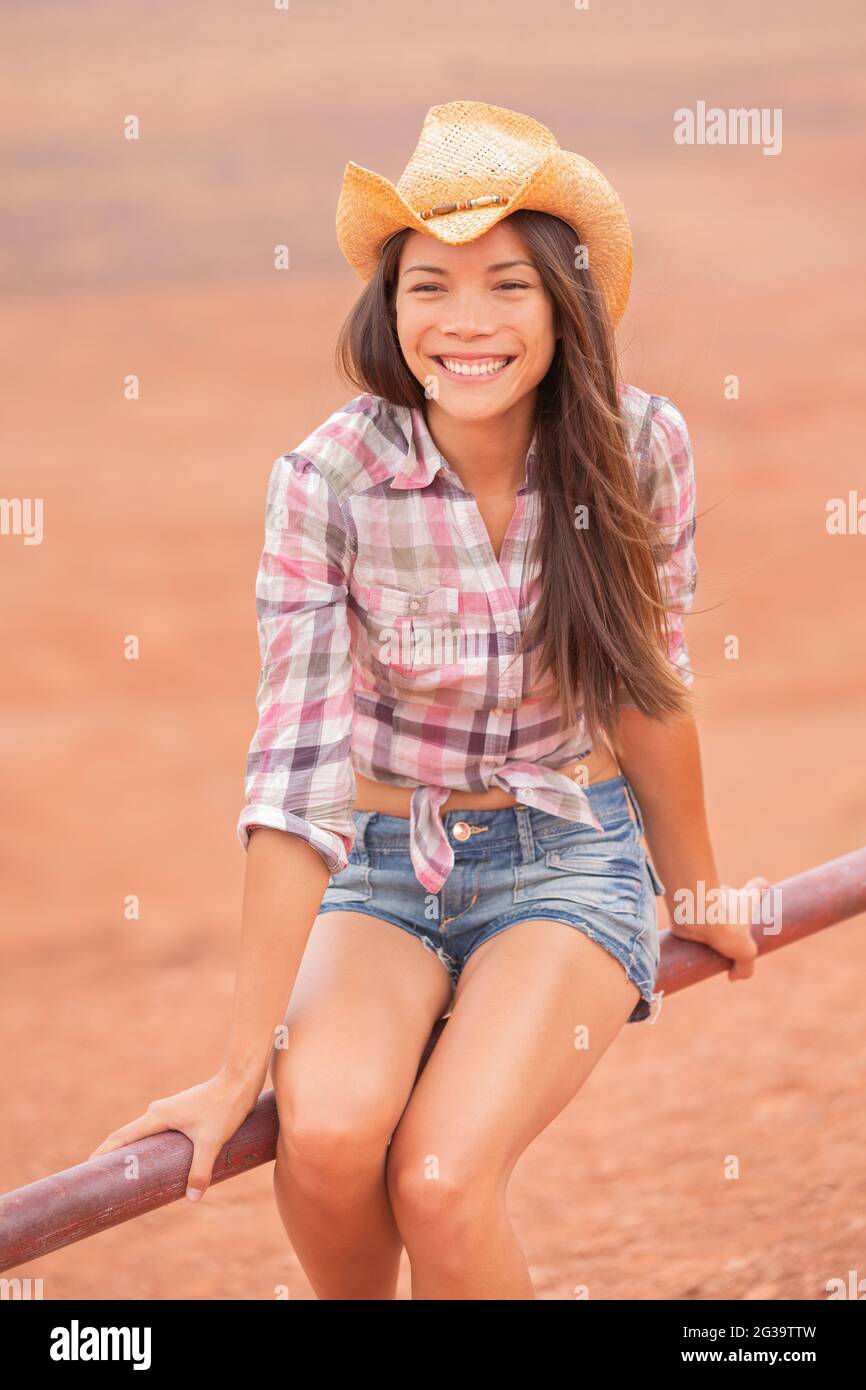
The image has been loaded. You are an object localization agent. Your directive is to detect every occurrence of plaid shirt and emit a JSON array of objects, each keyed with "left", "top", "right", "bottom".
[{"left": 237, "top": 382, "right": 697, "bottom": 894}]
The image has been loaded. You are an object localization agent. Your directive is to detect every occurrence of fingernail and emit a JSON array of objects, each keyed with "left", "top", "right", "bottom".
[{"left": 186, "top": 1185, "right": 203, "bottom": 1202}]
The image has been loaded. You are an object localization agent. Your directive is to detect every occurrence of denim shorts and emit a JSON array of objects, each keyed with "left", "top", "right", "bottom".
[{"left": 316, "top": 773, "right": 666, "bottom": 1024}]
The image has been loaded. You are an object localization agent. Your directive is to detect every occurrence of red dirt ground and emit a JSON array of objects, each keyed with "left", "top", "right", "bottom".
[{"left": 1, "top": 0, "right": 864, "bottom": 1300}]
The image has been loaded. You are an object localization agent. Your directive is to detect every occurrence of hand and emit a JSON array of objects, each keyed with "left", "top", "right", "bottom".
[
  {"left": 671, "top": 876, "right": 772, "bottom": 983},
  {"left": 87, "top": 1069, "right": 263, "bottom": 1202}
]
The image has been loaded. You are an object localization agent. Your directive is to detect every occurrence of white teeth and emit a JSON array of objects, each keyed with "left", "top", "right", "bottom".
[{"left": 439, "top": 356, "right": 511, "bottom": 377}]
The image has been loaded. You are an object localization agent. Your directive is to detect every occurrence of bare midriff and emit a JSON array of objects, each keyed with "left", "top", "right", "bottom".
[{"left": 352, "top": 742, "right": 623, "bottom": 819}]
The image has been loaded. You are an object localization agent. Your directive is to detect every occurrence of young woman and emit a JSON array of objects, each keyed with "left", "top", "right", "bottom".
[{"left": 91, "top": 102, "right": 765, "bottom": 1299}]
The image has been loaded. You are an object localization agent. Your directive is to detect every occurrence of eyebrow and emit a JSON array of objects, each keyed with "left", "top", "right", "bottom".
[{"left": 401, "top": 259, "right": 536, "bottom": 277}]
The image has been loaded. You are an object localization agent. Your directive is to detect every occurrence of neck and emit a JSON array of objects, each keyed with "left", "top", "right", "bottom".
[{"left": 424, "top": 392, "right": 537, "bottom": 496}]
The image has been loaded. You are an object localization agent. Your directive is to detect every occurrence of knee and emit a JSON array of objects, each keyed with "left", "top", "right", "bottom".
[
  {"left": 386, "top": 1149, "right": 495, "bottom": 1255},
  {"left": 275, "top": 1076, "right": 393, "bottom": 1196}
]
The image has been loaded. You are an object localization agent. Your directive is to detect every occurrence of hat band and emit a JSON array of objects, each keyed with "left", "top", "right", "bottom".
[{"left": 418, "top": 193, "right": 510, "bottom": 221}]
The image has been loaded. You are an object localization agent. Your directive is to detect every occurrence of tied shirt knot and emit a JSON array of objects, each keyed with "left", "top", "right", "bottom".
[{"left": 408, "top": 760, "right": 605, "bottom": 894}]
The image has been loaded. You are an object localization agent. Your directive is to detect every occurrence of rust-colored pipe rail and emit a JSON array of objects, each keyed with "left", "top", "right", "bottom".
[{"left": 1, "top": 847, "right": 864, "bottom": 1274}]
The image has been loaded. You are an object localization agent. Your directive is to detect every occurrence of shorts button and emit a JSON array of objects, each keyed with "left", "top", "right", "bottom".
[
  {"left": 452, "top": 821, "right": 472, "bottom": 841},
  {"left": 408, "top": 599, "right": 421, "bottom": 610}
]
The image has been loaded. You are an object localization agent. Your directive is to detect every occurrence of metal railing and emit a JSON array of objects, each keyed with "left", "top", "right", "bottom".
[{"left": 1, "top": 846, "right": 864, "bottom": 1274}]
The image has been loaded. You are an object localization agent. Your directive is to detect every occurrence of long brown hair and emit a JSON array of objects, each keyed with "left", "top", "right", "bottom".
[{"left": 334, "top": 208, "right": 694, "bottom": 749}]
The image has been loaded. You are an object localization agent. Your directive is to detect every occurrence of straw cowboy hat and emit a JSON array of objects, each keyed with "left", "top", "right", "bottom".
[{"left": 335, "top": 99, "right": 633, "bottom": 328}]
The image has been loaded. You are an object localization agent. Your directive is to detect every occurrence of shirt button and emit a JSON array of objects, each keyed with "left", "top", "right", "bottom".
[
  {"left": 505, "top": 688, "right": 517, "bottom": 700},
  {"left": 502, "top": 624, "right": 515, "bottom": 635}
]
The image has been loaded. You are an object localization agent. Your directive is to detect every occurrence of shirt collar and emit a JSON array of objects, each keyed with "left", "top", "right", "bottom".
[{"left": 387, "top": 401, "right": 539, "bottom": 495}]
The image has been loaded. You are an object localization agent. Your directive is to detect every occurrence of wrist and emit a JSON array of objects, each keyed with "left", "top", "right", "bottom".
[
  {"left": 667, "top": 917, "right": 709, "bottom": 944},
  {"left": 218, "top": 1059, "right": 268, "bottom": 1105},
  {"left": 664, "top": 874, "right": 723, "bottom": 942}
]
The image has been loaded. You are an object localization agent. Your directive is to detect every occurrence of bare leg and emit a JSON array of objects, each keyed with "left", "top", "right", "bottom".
[
  {"left": 271, "top": 909, "right": 452, "bottom": 1299},
  {"left": 385, "top": 920, "right": 641, "bottom": 1299}
]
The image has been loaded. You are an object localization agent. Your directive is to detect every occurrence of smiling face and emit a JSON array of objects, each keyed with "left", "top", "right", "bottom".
[{"left": 394, "top": 219, "right": 559, "bottom": 424}]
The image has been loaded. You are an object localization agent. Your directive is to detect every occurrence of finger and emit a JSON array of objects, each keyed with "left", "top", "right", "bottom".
[
  {"left": 745, "top": 876, "right": 772, "bottom": 895},
  {"left": 88, "top": 1110, "right": 181, "bottom": 1161},
  {"left": 729, "top": 955, "right": 755, "bottom": 981},
  {"left": 185, "top": 1143, "right": 221, "bottom": 1203}
]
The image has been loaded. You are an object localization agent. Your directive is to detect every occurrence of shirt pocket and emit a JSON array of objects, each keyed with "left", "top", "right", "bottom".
[{"left": 359, "top": 583, "right": 465, "bottom": 686}]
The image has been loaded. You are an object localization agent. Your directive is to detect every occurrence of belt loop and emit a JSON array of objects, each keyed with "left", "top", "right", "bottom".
[
  {"left": 514, "top": 805, "right": 535, "bottom": 863},
  {"left": 623, "top": 777, "right": 644, "bottom": 837}
]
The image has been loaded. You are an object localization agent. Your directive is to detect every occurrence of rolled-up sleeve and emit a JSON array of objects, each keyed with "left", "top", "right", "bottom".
[
  {"left": 236, "top": 451, "right": 356, "bottom": 874},
  {"left": 619, "top": 396, "right": 698, "bottom": 710}
]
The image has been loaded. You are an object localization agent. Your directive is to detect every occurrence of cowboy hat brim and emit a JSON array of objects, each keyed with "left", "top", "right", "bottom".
[{"left": 335, "top": 148, "right": 632, "bottom": 328}]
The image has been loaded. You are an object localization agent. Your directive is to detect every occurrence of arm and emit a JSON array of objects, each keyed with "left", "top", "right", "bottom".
[
  {"left": 221, "top": 826, "right": 331, "bottom": 1094},
  {"left": 613, "top": 398, "right": 764, "bottom": 971},
  {"left": 89, "top": 833, "right": 329, "bottom": 1193},
  {"left": 618, "top": 393, "right": 699, "bottom": 708},
  {"left": 611, "top": 706, "right": 764, "bottom": 982},
  {"left": 228, "top": 450, "right": 358, "bottom": 1088},
  {"left": 236, "top": 450, "right": 357, "bottom": 872},
  {"left": 88, "top": 453, "right": 357, "bottom": 1194},
  {"left": 614, "top": 394, "right": 712, "bottom": 929},
  {"left": 610, "top": 706, "right": 718, "bottom": 935}
]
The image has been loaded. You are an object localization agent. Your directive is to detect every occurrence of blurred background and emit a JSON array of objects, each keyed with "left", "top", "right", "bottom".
[{"left": 1, "top": 0, "right": 864, "bottom": 1299}]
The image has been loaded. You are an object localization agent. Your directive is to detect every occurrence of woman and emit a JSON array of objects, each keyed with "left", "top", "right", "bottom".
[{"left": 91, "top": 101, "right": 766, "bottom": 1299}]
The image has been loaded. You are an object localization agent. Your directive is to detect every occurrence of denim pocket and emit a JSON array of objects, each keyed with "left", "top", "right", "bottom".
[
  {"left": 513, "top": 845, "right": 643, "bottom": 914},
  {"left": 322, "top": 862, "right": 373, "bottom": 905},
  {"left": 531, "top": 805, "right": 638, "bottom": 853}
]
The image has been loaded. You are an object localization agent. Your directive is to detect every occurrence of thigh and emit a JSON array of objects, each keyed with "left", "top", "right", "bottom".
[
  {"left": 271, "top": 909, "right": 453, "bottom": 1135},
  {"left": 387, "top": 919, "right": 640, "bottom": 1183}
]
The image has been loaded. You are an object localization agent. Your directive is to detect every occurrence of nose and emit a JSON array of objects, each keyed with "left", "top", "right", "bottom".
[{"left": 437, "top": 288, "right": 499, "bottom": 337}]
